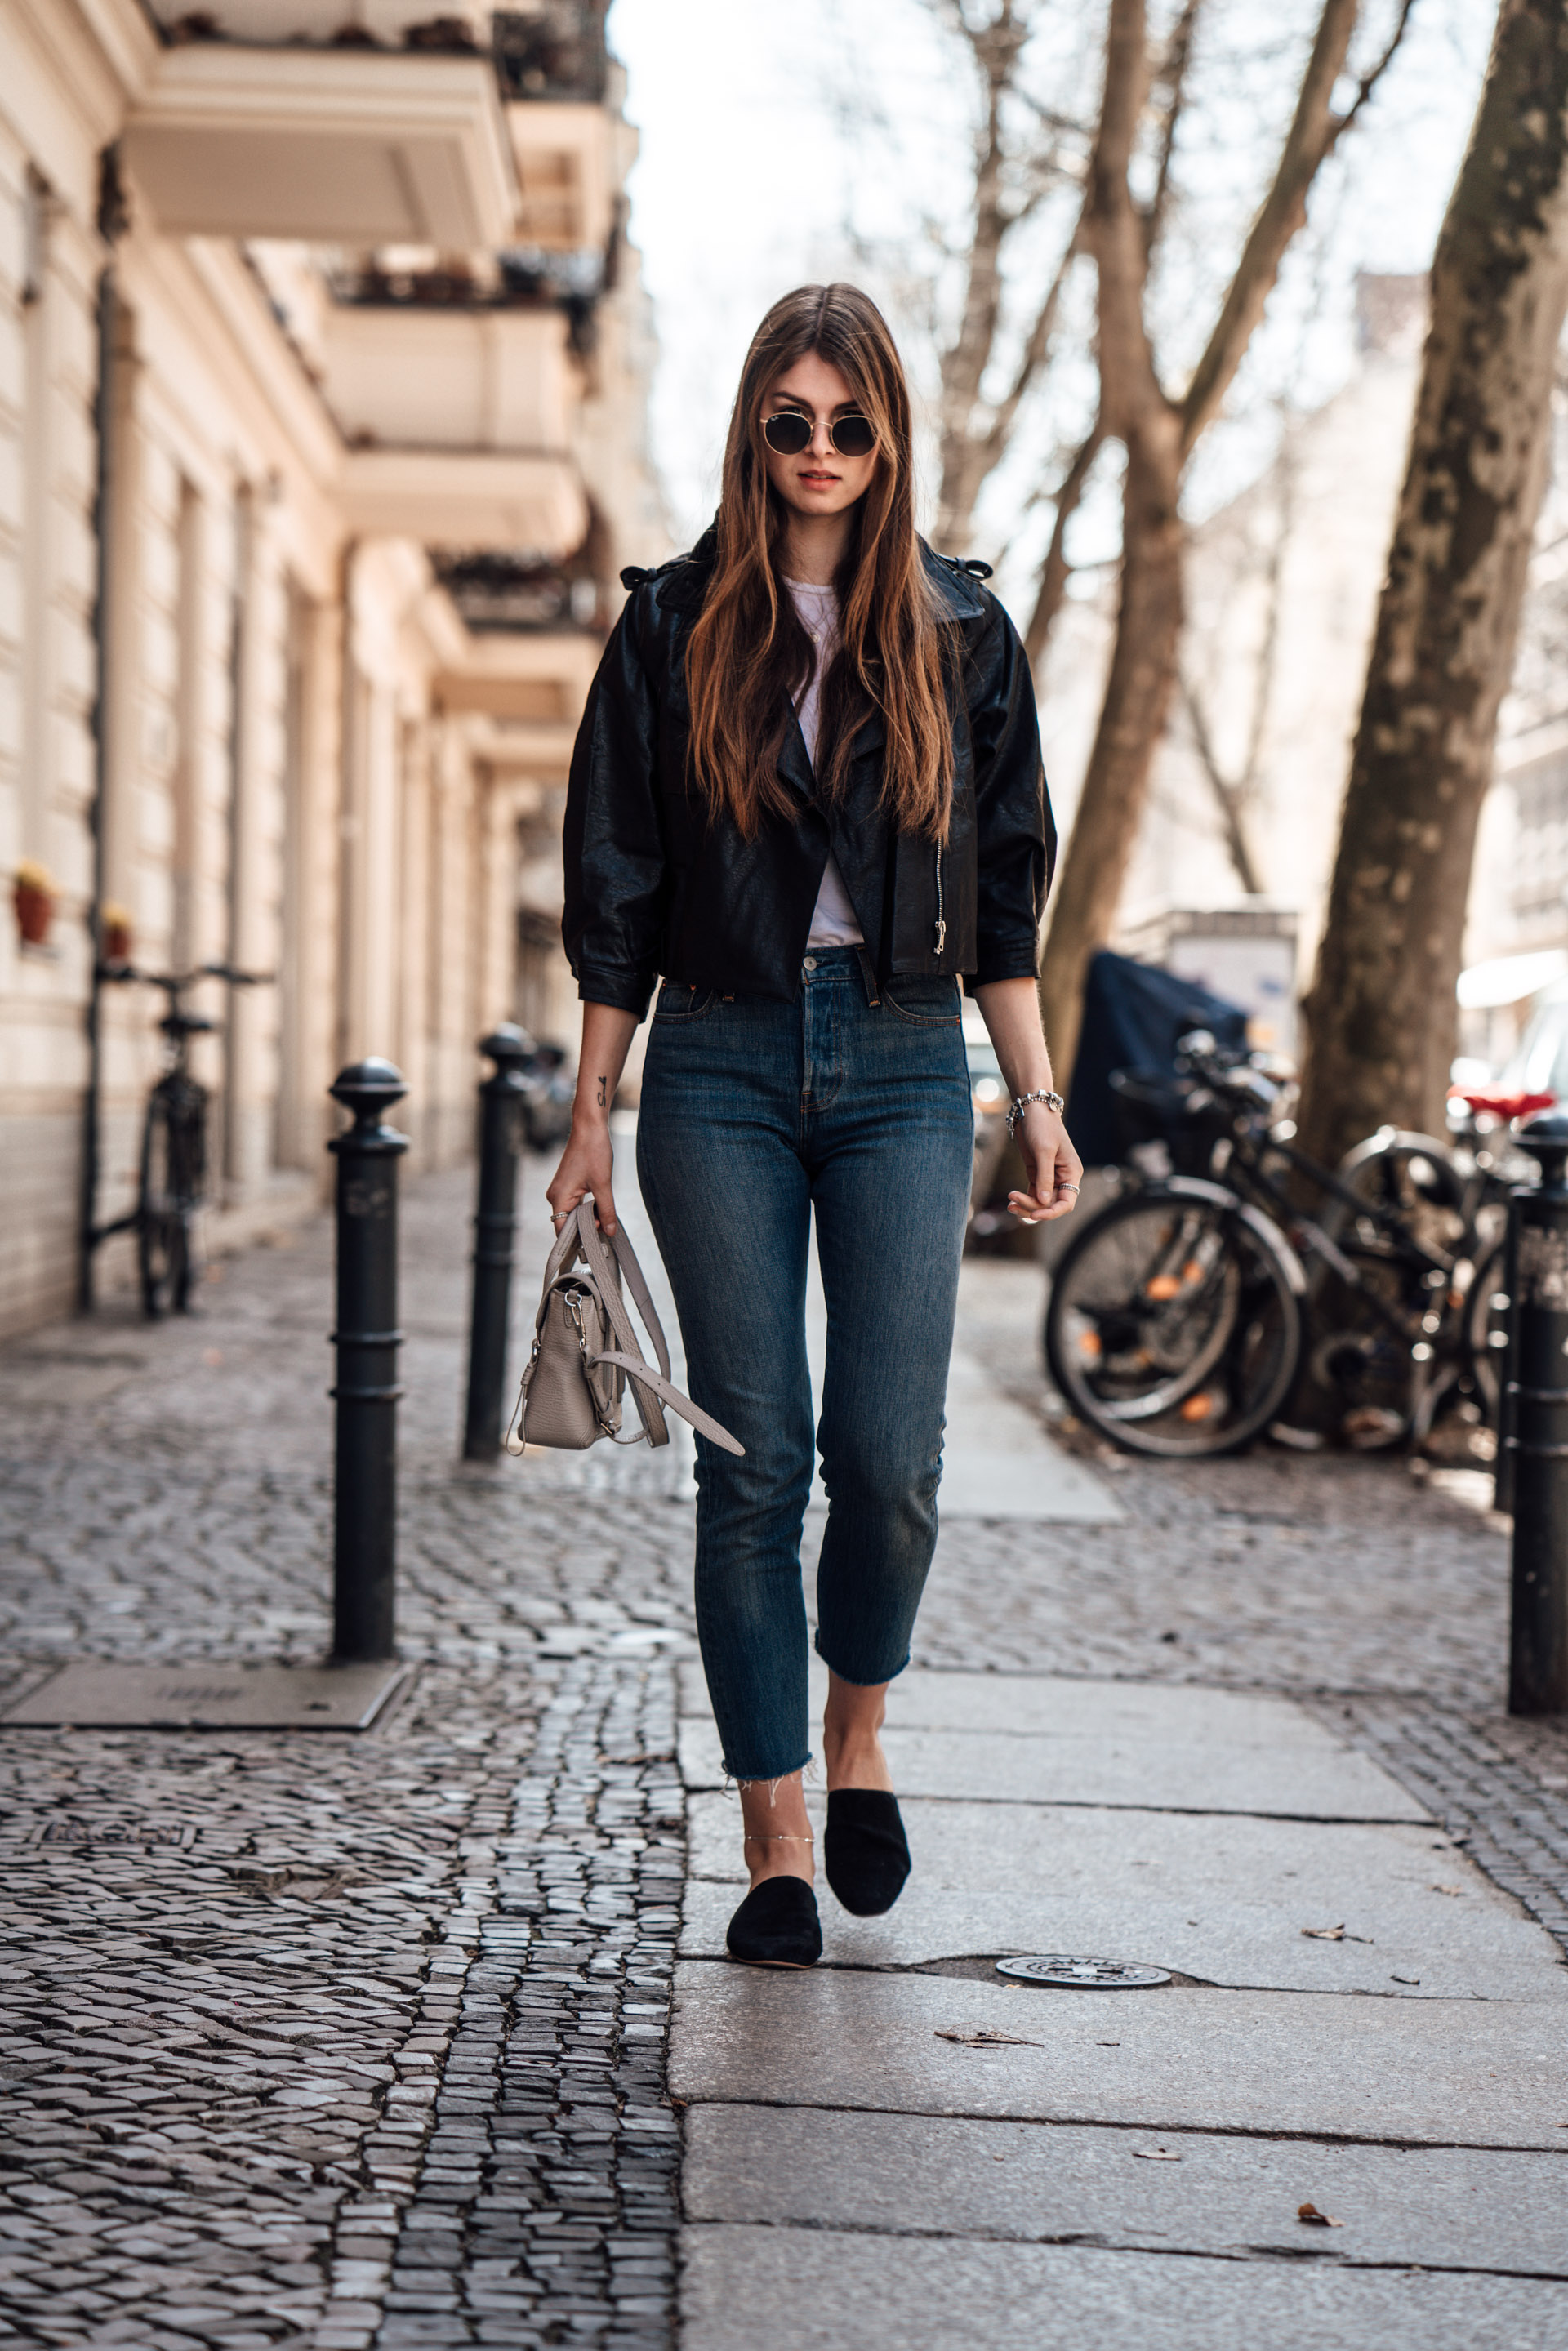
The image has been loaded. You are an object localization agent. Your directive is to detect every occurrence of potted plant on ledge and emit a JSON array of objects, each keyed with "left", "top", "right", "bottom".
[
  {"left": 13, "top": 858, "right": 57, "bottom": 948},
  {"left": 100, "top": 901, "right": 133, "bottom": 967}
]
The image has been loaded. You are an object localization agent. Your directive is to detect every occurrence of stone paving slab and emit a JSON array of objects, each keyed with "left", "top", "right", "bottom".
[
  {"left": 682, "top": 1796, "right": 1561, "bottom": 1998},
  {"left": 679, "top": 1854, "right": 1563, "bottom": 2004},
  {"left": 677, "top": 1660, "right": 1423, "bottom": 1748},
  {"left": 668, "top": 1963, "right": 1568, "bottom": 2148},
  {"left": 677, "top": 1710, "right": 1426, "bottom": 1823},
  {"left": 679, "top": 2223, "right": 1568, "bottom": 2351},
  {"left": 684, "top": 2104, "right": 1568, "bottom": 2275}
]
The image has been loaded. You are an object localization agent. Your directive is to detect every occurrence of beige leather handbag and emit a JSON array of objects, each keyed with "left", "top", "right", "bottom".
[{"left": 506, "top": 1200, "right": 743, "bottom": 1458}]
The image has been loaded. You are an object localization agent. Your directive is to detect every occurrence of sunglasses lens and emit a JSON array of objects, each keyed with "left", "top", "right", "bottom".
[
  {"left": 832, "top": 414, "right": 876, "bottom": 456},
  {"left": 764, "top": 413, "right": 812, "bottom": 454}
]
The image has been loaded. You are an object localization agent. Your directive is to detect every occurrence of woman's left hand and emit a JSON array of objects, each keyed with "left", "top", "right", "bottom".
[{"left": 1007, "top": 1102, "right": 1083, "bottom": 1224}]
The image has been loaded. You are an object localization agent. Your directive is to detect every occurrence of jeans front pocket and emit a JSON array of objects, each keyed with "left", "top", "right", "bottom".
[
  {"left": 653, "top": 982, "right": 715, "bottom": 1022},
  {"left": 883, "top": 977, "right": 962, "bottom": 1027}
]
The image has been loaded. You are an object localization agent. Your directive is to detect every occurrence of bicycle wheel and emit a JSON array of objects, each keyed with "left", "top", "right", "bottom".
[
  {"left": 1464, "top": 1232, "right": 1510, "bottom": 1426},
  {"left": 1319, "top": 1130, "right": 1466, "bottom": 1258},
  {"left": 1045, "top": 1187, "right": 1303, "bottom": 1458},
  {"left": 1308, "top": 1130, "right": 1468, "bottom": 1448},
  {"left": 138, "top": 1093, "right": 182, "bottom": 1318}
]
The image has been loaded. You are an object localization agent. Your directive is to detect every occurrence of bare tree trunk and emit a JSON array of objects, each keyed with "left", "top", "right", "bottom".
[
  {"left": 1039, "top": 420, "right": 1184, "bottom": 1066},
  {"left": 1298, "top": 0, "right": 1568, "bottom": 1171}
]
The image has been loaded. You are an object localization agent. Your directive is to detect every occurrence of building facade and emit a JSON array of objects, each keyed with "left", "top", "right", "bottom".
[{"left": 0, "top": 0, "right": 664, "bottom": 1339}]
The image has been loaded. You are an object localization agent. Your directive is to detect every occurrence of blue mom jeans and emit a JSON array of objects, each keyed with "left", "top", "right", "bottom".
[{"left": 635, "top": 946, "right": 974, "bottom": 1782}]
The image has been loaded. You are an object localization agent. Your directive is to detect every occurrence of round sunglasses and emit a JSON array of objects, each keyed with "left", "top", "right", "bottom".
[{"left": 763, "top": 408, "right": 877, "bottom": 458}]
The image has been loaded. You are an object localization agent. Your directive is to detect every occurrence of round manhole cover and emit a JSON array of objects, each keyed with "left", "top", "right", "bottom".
[{"left": 996, "top": 1955, "right": 1172, "bottom": 1988}]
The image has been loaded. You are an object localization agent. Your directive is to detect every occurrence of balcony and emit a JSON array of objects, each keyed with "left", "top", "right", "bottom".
[
  {"left": 340, "top": 446, "right": 586, "bottom": 552},
  {"left": 122, "top": 45, "right": 518, "bottom": 245},
  {"left": 321, "top": 302, "right": 574, "bottom": 451},
  {"left": 506, "top": 100, "right": 613, "bottom": 250},
  {"left": 434, "top": 626, "right": 597, "bottom": 721}
]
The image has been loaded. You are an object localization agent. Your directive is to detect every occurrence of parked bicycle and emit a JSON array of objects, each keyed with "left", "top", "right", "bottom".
[
  {"left": 1044, "top": 1032, "right": 1509, "bottom": 1458},
  {"left": 96, "top": 964, "right": 269, "bottom": 1316}
]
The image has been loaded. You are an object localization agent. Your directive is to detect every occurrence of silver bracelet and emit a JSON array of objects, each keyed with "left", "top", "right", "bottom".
[{"left": 1006, "top": 1088, "right": 1065, "bottom": 1137}]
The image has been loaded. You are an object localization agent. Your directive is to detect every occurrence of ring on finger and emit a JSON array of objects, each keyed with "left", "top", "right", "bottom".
[{"left": 1059, "top": 1182, "right": 1080, "bottom": 1194}]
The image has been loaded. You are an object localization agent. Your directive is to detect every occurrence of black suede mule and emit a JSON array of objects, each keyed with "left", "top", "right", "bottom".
[
  {"left": 725, "top": 1876, "right": 823, "bottom": 1967},
  {"left": 824, "top": 1788, "right": 911, "bottom": 1916}
]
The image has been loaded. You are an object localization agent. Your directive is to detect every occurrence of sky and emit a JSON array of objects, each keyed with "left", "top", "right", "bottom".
[{"left": 607, "top": 0, "right": 1496, "bottom": 611}]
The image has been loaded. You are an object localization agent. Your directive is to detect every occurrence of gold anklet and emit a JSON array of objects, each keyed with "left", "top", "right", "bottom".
[{"left": 742, "top": 1832, "right": 814, "bottom": 1843}]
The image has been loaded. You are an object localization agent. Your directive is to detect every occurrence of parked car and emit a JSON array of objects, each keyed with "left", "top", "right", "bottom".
[
  {"left": 516, "top": 1038, "right": 576, "bottom": 1151},
  {"left": 964, "top": 1012, "right": 1013, "bottom": 1246}
]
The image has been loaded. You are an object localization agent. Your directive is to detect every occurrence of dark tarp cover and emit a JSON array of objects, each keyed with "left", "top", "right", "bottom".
[{"left": 1066, "top": 949, "right": 1250, "bottom": 1168}]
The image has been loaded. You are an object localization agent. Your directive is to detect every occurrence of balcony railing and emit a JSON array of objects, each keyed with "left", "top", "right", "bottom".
[
  {"left": 433, "top": 552, "right": 600, "bottom": 632},
  {"left": 144, "top": 2, "right": 609, "bottom": 104},
  {"left": 145, "top": 4, "right": 490, "bottom": 48},
  {"left": 492, "top": 5, "right": 608, "bottom": 103}
]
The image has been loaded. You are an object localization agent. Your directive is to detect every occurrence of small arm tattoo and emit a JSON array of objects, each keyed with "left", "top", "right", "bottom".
[{"left": 596, "top": 1075, "right": 608, "bottom": 1109}]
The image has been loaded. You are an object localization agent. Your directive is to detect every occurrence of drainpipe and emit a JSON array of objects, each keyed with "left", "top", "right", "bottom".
[{"left": 78, "top": 149, "right": 127, "bottom": 1312}]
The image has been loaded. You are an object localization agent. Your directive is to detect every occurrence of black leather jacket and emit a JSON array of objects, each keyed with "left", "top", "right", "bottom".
[{"left": 563, "top": 528, "right": 1054, "bottom": 1013}]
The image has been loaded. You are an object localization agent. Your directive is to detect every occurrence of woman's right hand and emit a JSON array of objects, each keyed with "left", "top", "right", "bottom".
[{"left": 546, "top": 1115, "right": 617, "bottom": 1236}]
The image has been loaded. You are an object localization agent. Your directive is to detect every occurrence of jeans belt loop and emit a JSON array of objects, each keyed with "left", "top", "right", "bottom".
[{"left": 854, "top": 946, "right": 881, "bottom": 1007}]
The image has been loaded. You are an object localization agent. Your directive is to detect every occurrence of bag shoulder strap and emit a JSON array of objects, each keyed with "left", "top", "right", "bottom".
[{"left": 572, "top": 1201, "right": 744, "bottom": 1458}]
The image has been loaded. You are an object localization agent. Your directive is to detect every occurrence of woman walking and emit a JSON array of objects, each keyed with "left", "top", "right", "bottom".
[{"left": 548, "top": 283, "right": 1081, "bottom": 1967}]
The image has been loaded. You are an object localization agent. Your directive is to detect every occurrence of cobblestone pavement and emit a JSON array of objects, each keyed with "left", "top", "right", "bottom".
[{"left": 1, "top": 1161, "right": 1566, "bottom": 2346}]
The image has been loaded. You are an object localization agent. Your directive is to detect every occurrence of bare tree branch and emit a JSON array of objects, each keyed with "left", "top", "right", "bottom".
[
  {"left": 1082, "top": 0, "right": 1169, "bottom": 437},
  {"left": 1178, "top": 0, "right": 1419, "bottom": 459},
  {"left": 932, "top": 2, "right": 1029, "bottom": 543},
  {"left": 1142, "top": 0, "right": 1203, "bottom": 262},
  {"left": 1178, "top": 671, "right": 1265, "bottom": 895},
  {"left": 1023, "top": 409, "right": 1107, "bottom": 672},
  {"left": 1336, "top": 0, "right": 1419, "bottom": 136},
  {"left": 976, "top": 225, "right": 1083, "bottom": 474}
]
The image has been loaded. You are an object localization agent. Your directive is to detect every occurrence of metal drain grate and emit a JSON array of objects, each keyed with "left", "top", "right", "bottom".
[{"left": 996, "top": 1954, "right": 1172, "bottom": 1988}]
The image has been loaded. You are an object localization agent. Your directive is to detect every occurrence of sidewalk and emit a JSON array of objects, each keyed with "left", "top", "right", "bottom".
[
  {"left": 676, "top": 1668, "right": 1568, "bottom": 2346},
  {"left": 0, "top": 1152, "right": 1565, "bottom": 2348}
]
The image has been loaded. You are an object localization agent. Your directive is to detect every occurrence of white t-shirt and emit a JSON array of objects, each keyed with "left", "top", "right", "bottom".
[{"left": 786, "top": 578, "right": 866, "bottom": 950}]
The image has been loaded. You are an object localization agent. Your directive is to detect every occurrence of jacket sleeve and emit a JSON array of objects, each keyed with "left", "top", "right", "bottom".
[
  {"left": 965, "top": 595, "right": 1054, "bottom": 993},
  {"left": 562, "top": 593, "right": 667, "bottom": 1017}
]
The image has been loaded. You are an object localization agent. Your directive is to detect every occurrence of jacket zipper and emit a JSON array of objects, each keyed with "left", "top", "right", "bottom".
[{"left": 933, "top": 842, "right": 946, "bottom": 958}]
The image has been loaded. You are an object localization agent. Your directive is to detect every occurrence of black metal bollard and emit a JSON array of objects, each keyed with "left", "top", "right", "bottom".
[
  {"left": 1505, "top": 1109, "right": 1568, "bottom": 1714},
  {"left": 462, "top": 1024, "right": 533, "bottom": 1461},
  {"left": 328, "top": 1058, "right": 409, "bottom": 1662}
]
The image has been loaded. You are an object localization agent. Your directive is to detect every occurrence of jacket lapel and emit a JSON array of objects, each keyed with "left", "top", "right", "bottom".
[{"left": 777, "top": 710, "right": 816, "bottom": 802}]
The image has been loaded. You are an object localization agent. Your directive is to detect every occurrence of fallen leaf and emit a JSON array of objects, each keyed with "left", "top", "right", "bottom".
[
  {"left": 1133, "top": 2149, "right": 1182, "bottom": 2162},
  {"left": 1390, "top": 1974, "right": 1420, "bottom": 1986},
  {"left": 1430, "top": 1884, "right": 1465, "bottom": 1897},
  {"left": 934, "top": 2027, "right": 1041, "bottom": 2050},
  {"left": 1302, "top": 1924, "right": 1346, "bottom": 1940},
  {"left": 1298, "top": 2202, "right": 1343, "bottom": 2228}
]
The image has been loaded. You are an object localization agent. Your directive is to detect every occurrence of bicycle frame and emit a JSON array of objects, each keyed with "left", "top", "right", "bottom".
[{"left": 83, "top": 961, "right": 270, "bottom": 1293}]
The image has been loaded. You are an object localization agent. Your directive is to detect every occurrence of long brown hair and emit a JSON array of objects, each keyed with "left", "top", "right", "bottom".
[{"left": 684, "top": 283, "right": 956, "bottom": 842}]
